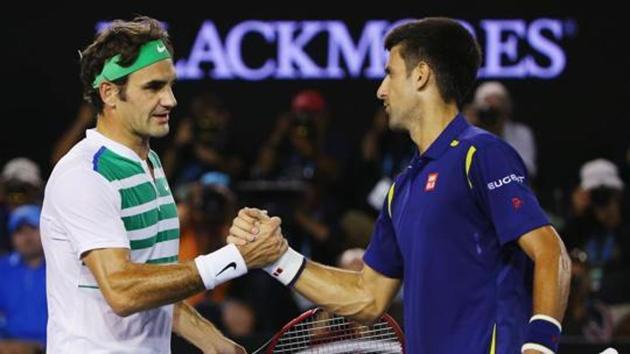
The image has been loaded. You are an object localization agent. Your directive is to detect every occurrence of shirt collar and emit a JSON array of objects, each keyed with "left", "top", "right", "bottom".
[
  {"left": 421, "top": 113, "right": 470, "bottom": 160},
  {"left": 85, "top": 129, "right": 144, "bottom": 163}
]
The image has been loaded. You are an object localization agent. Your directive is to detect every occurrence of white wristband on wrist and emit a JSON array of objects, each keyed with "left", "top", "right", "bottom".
[
  {"left": 264, "top": 247, "right": 306, "bottom": 286},
  {"left": 194, "top": 244, "right": 247, "bottom": 290}
]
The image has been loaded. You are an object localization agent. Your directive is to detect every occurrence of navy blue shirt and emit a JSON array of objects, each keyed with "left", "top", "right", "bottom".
[
  {"left": 364, "top": 115, "right": 550, "bottom": 354},
  {"left": 0, "top": 252, "right": 47, "bottom": 345}
]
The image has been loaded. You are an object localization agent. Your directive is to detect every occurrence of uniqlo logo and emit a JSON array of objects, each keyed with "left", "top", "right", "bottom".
[{"left": 425, "top": 173, "right": 439, "bottom": 191}]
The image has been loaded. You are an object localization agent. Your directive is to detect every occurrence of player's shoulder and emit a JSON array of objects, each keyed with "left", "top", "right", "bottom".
[
  {"left": 47, "top": 139, "right": 112, "bottom": 189},
  {"left": 458, "top": 125, "right": 518, "bottom": 157}
]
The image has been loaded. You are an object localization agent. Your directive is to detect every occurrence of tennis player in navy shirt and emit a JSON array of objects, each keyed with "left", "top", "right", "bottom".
[{"left": 230, "top": 17, "right": 571, "bottom": 354}]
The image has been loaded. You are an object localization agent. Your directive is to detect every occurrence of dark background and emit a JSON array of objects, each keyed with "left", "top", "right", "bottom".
[{"left": 1, "top": 1, "right": 628, "bottom": 204}]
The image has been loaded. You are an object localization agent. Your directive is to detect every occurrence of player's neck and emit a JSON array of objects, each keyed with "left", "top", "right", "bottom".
[
  {"left": 409, "top": 102, "right": 459, "bottom": 154},
  {"left": 95, "top": 115, "right": 150, "bottom": 160}
]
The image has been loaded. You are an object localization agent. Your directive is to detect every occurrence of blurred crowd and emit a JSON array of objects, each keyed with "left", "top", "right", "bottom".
[{"left": 1, "top": 82, "right": 628, "bottom": 353}]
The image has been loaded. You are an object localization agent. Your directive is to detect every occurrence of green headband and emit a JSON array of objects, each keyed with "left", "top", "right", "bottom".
[{"left": 92, "top": 39, "right": 171, "bottom": 88}]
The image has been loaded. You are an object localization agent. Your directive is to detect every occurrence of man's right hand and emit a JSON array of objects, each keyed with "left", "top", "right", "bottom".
[{"left": 228, "top": 208, "right": 287, "bottom": 269}]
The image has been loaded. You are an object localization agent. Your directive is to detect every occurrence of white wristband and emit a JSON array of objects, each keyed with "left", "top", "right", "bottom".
[
  {"left": 521, "top": 343, "right": 554, "bottom": 354},
  {"left": 264, "top": 247, "right": 306, "bottom": 286},
  {"left": 194, "top": 244, "right": 247, "bottom": 290}
]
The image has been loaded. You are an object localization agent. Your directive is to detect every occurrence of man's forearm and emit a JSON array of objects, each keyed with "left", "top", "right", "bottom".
[
  {"left": 294, "top": 261, "right": 399, "bottom": 323},
  {"left": 518, "top": 227, "right": 572, "bottom": 353},
  {"left": 173, "top": 302, "right": 221, "bottom": 349},
  {"left": 104, "top": 261, "right": 204, "bottom": 316},
  {"left": 531, "top": 244, "right": 571, "bottom": 321}
]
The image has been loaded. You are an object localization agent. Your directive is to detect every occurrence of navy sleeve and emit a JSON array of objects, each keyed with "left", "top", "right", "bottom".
[
  {"left": 363, "top": 197, "right": 404, "bottom": 279},
  {"left": 469, "top": 141, "right": 550, "bottom": 245}
]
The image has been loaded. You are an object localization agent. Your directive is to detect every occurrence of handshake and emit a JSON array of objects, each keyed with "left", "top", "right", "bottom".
[{"left": 194, "top": 207, "right": 306, "bottom": 291}]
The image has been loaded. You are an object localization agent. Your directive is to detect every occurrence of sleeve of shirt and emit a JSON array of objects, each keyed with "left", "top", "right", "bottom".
[
  {"left": 50, "top": 167, "right": 129, "bottom": 258},
  {"left": 468, "top": 140, "right": 550, "bottom": 246},
  {"left": 363, "top": 192, "right": 403, "bottom": 279}
]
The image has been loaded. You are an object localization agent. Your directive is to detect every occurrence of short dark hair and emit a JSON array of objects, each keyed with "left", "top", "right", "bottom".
[
  {"left": 79, "top": 16, "right": 173, "bottom": 113},
  {"left": 384, "top": 17, "right": 482, "bottom": 107}
]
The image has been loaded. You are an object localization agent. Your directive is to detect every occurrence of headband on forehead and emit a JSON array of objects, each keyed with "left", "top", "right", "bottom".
[{"left": 92, "top": 39, "right": 171, "bottom": 88}]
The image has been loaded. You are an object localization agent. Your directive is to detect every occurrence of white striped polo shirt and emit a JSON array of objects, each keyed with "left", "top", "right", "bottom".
[{"left": 41, "top": 129, "right": 179, "bottom": 353}]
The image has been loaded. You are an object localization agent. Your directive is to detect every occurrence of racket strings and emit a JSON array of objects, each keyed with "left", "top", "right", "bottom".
[{"left": 271, "top": 313, "right": 402, "bottom": 353}]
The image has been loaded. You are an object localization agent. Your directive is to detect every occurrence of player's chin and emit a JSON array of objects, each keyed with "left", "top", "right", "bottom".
[{"left": 149, "top": 124, "right": 170, "bottom": 138}]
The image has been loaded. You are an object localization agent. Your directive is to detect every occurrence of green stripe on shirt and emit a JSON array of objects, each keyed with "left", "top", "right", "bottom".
[
  {"left": 130, "top": 228, "right": 180, "bottom": 250},
  {"left": 122, "top": 208, "right": 159, "bottom": 231},
  {"left": 120, "top": 181, "right": 157, "bottom": 209},
  {"left": 94, "top": 148, "right": 145, "bottom": 182}
]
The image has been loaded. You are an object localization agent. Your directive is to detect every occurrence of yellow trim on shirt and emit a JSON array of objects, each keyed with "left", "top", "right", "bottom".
[
  {"left": 489, "top": 323, "right": 497, "bottom": 354},
  {"left": 465, "top": 145, "right": 477, "bottom": 188},
  {"left": 387, "top": 182, "right": 396, "bottom": 218}
]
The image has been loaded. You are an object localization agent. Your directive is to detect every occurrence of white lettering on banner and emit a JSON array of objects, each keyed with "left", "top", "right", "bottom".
[
  {"left": 276, "top": 21, "right": 325, "bottom": 78},
  {"left": 527, "top": 19, "right": 566, "bottom": 78},
  {"left": 479, "top": 20, "right": 528, "bottom": 78},
  {"left": 97, "top": 18, "right": 575, "bottom": 81},
  {"left": 225, "top": 20, "right": 276, "bottom": 80},
  {"left": 487, "top": 174, "right": 526, "bottom": 190},
  {"left": 175, "top": 21, "right": 232, "bottom": 79},
  {"left": 326, "top": 20, "right": 388, "bottom": 79}
]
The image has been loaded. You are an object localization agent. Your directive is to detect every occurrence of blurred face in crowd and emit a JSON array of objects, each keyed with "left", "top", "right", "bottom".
[
  {"left": 113, "top": 59, "right": 177, "bottom": 139},
  {"left": 222, "top": 299, "right": 256, "bottom": 337},
  {"left": 12, "top": 225, "right": 43, "bottom": 262},
  {"left": 474, "top": 93, "right": 511, "bottom": 132},
  {"left": 377, "top": 45, "right": 421, "bottom": 131},
  {"left": 591, "top": 189, "right": 623, "bottom": 230}
]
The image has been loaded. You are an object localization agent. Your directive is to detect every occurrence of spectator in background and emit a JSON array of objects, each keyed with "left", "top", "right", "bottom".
[
  {"left": 339, "top": 107, "right": 415, "bottom": 249},
  {"left": 249, "top": 90, "right": 346, "bottom": 265},
  {"left": 562, "top": 159, "right": 629, "bottom": 342},
  {"left": 564, "top": 159, "right": 628, "bottom": 290},
  {"left": 252, "top": 89, "right": 340, "bottom": 184},
  {"left": 1, "top": 158, "right": 43, "bottom": 209},
  {"left": 176, "top": 173, "right": 237, "bottom": 306},
  {"left": 162, "top": 91, "right": 244, "bottom": 185},
  {"left": 1, "top": 158, "right": 43, "bottom": 253},
  {"left": 0, "top": 205, "right": 47, "bottom": 353},
  {"left": 219, "top": 297, "right": 264, "bottom": 352},
  {"left": 466, "top": 81, "right": 538, "bottom": 177},
  {"left": 50, "top": 102, "right": 96, "bottom": 166},
  {"left": 291, "top": 177, "right": 345, "bottom": 266},
  {"left": 353, "top": 107, "right": 415, "bottom": 214}
]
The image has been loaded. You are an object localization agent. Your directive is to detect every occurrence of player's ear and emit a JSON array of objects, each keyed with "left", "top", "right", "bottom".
[
  {"left": 99, "top": 82, "right": 118, "bottom": 108},
  {"left": 413, "top": 61, "right": 431, "bottom": 92}
]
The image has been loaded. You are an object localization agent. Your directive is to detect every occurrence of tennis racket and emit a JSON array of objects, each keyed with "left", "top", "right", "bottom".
[{"left": 253, "top": 307, "right": 404, "bottom": 353}]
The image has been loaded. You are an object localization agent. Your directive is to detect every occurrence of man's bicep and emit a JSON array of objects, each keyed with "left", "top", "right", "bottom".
[
  {"left": 82, "top": 248, "right": 131, "bottom": 288},
  {"left": 517, "top": 225, "right": 563, "bottom": 261},
  {"left": 362, "top": 264, "right": 401, "bottom": 311}
]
